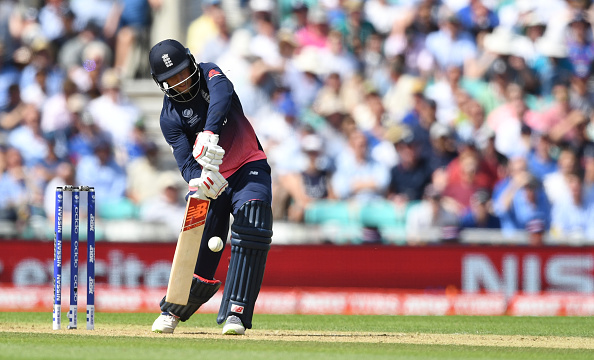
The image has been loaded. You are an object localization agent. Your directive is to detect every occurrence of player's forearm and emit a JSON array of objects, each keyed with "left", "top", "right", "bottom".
[{"left": 178, "top": 158, "right": 203, "bottom": 183}]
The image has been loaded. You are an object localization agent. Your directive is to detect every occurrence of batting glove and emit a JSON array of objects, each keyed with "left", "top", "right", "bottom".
[
  {"left": 189, "top": 170, "right": 228, "bottom": 200},
  {"left": 192, "top": 131, "right": 225, "bottom": 172}
]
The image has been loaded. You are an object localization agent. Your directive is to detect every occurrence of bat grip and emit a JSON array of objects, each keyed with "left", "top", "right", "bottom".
[{"left": 189, "top": 188, "right": 208, "bottom": 200}]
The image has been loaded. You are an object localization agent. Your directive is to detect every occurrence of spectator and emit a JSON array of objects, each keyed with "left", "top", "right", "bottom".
[
  {"left": 335, "top": 0, "right": 376, "bottom": 56},
  {"left": 442, "top": 144, "right": 494, "bottom": 212},
  {"left": 331, "top": 130, "right": 390, "bottom": 202},
  {"left": 87, "top": 68, "right": 141, "bottom": 165},
  {"left": 40, "top": 77, "right": 77, "bottom": 137},
  {"left": 456, "top": 0, "right": 499, "bottom": 37},
  {"left": 289, "top": 47, "right": 324, "bottom": 109},
  {"left": 124, "top": 121, "right": 152, "bottom": 163},
  {"left": 43, "top": 161, "right": 78, "bottom": 221},
  {"left": 424, "top": 8, "right": 477, "bottom": 71},
  {"left": 320, "top": 30, "right": 358, "bottom": 82},
  {"left": 454, "top": 99, "right": 491, "bottom": 148},
  {"left": 566, "top": 12, "right": 594, "bottom": 79},
  {"left": 359, "top": 93, "right": 399, "bottom": 169},
  {"left": 488, "top": 83, "right": 535, "bottom": 158},
  {"left": 126, "top": 141, "right": 161, "bottom": 205},
  {"left": 139, "top": 172, "right": 186, "bottom": 238},
  {"left": 75, "top": 139, "right": 128, "bottom": 214},
  {"left": 407, "top": 97, "right": 438, "bottom": 160},
  {"left": 406, "top": 184, "right": 460, "bottom": 244},
  {"left": 463, "top": 25, "right": 499, "bottom": 80},
  {"left": 373, "top": 27, "right": 405, "bottom": 92},
  {"left": 582, "top": 144, "right": 594, "bottom": 202},
  {"left": 550, "top": 170, "right": 594, "bottom": 242},
  {"left": 200, "top": 0, "right": 230, "bottom": 63},
  {"left": 249, "top": 10, "right": 282, "bottom": 68},
  {"left": 21, "top": 67, "right": 47, "bottom": 108},
  {"left": 427, "top": 122, "right": 458, "bottom": 172},
  {"left": 532, "top": 33, "right": 573, "bottom": 98},
  {"left": 0, "top": 147, "right": 28, "bottom": 222},
  {"left": 256, "top": 92, "right": 302, "bottom": 171},
  {"left": 515, "top": 11, "right": 547, "bottom": 65},
  {"left": 386, "top": 124, "right": 432, "bottom": 204},
  {"left": 493, "top": 157, "right": 551, "bottom": 240},
  {"left": 215, "top": 29, "right": 264, "bottom": 117},
  {"left": 186, "top": 0, "right": 224, "bottom": 56},
  {"left": 38, "top": 0, "right": 70, "bottom": 42},
  {"left": 363, "top": 0, "right": 402, "bottom": 36},
  {"left": 295, "top": 5, "right": 330, "bottom": 49},
  {"left": 280, "top": 1, "right": 309, "bottom": 33},
  {"left": 339, "top": 72, "right": 367, "bottom": 116},
  {"left": 77, "top": 40, "right": 113, "bottom": 98},
  {"left": 67, "top": 105, "right": 110, "bottom": 164},
  {"left": 30, "top": 139, "right": 61, "bottom": 192},
  {"left": 312, "top": 72, "right": 346, "bottom": 122},
  {"left": 528, "top": 82, "right": 573, "bottom": 135},
  {"left": 567, "top": 72, "right": 594, "bottom": 118},
  {"left": 384, "top": 3, "right": 435, "bottom": 77},
  {"left": 459, "top": 189, "right": 501, "bottom": 229},
  {"left": 7, "top": 103, "right": 49, "bottom": 167},
  {"left": 425, "top": 65, "right": 465, "bottom": 126},
  {"left": 382, "top": 57, "right": 424, "bottom": 122},
  {"left": 526, "top": 132, "right": 558, "bottom": 182},
  {"left": 315, "top": 107, "right": 351, "bottom": 167},
  {"left": 0, "top": 84, "right": 26, "bottom": 133},
  {"left": 543, "top": 146, "right": 579, "bottom": 206},
  {"left": 69, "top": 0, "right": 113, "bottom": 32},
  {"left": 57, "top": 22, "right": 104, "bottom": 71},
  {"left": 278, "top": 134, "right": 336, "bottom": 222},
  {"left": 19, "top": 39, "right": 64, "bottom": 100},
  {"left": 351, "top": 89, "right": 385, "bottom": 132},
  {"left": 104, "top": 0, "right": 156, "bottom": 78}
]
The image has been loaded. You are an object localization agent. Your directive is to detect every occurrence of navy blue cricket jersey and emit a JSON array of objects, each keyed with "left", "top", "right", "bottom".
[{"left": 159, "top": 62, "right": 267, "bottom": 182}]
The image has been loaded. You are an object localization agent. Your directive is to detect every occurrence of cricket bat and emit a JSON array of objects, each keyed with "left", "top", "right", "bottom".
[{"left": 165, "top": 195, "right": 210, "bottom": 305}]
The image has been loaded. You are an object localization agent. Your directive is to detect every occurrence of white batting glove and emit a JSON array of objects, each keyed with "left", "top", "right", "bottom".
[
  {"left": 188, "top": 170, "right": 228, "bottom": 200},
  {"left": 192, "top": 131, "right": 225, "bottom": 172}
]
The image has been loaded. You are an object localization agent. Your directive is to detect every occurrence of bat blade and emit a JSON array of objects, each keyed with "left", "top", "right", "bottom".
[{"left": 165, "top": 196, "right": 210, "bottom": 305}]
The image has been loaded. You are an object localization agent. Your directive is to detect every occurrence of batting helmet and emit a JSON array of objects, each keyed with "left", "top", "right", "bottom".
[{"left": 149, "top": 39, "right": 200, "bottom": 102}]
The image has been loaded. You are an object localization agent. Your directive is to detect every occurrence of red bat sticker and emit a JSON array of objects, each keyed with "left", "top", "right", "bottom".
[{"left": 183, "top": 197, "right": 209, "bottom": 231}]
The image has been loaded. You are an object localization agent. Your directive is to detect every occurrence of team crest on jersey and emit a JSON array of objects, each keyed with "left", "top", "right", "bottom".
[
  {"left": 162, "top": 54, "right": 173, "bottom": 67},
  {"left": 208, "top": 69, "right": 221, "bottom": 80},
  {"left": 182, "top": 108, "right": 193, "bottom": 118}
]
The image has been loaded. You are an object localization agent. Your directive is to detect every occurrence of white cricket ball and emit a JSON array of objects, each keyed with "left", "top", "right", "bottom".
[{"left": 208, "top": 236, "right": 224, "bottom": 252}]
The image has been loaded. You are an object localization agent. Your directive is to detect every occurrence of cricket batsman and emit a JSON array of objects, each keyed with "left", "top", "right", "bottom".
[{"left": 148, "top": 39, "right": 273, "bottom": 335}]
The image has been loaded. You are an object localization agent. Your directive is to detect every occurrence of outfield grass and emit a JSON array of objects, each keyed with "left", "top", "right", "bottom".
[{"left": 1, "top": 313, "right": 593, "bottom": 360}]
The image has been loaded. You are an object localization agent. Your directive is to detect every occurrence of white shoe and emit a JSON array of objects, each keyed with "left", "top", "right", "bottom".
[
  {"left": 222, "top": 315, "right": 245, "bottom": 335},
  {"left": 152, "top": 312, "right": 180, "bottom": 333}
]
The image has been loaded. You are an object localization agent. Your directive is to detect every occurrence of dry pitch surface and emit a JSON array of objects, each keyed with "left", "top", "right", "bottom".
[{"left": 2, "top": 322, "right": 593, "bottom": 350}]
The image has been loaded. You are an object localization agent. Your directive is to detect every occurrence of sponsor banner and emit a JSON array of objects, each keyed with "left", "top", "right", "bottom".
[
  {"left": 3, "top": 286, "right": 593, "bottom": 316},
  {"left": 508, "top": 294, "right": 594, "bottom": 316},
  {"left": 1, "top": 242, "right": 594, "bottom": 294}
]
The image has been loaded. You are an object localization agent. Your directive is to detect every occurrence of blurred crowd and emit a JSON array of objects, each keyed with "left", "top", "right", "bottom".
[{"left": 2, "top": 0, "right": 594, "bottom": 245}]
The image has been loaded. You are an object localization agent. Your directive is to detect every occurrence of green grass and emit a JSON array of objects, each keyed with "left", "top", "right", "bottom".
[{"left": 1, "top": 313, "right": 593, "bottom": 360}]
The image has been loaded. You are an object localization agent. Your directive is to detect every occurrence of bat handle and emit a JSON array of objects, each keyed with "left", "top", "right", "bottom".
[{"left": 189, "top": 188, "right": 208, "bottom": 200}]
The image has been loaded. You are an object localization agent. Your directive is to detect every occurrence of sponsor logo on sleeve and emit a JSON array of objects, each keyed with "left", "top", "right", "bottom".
[{"left": 208, "top": 69, "right": 221, "bottom": 80}]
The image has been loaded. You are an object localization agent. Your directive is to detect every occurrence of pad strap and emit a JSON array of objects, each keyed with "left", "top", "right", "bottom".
[{"left": 160, "top": 275, "right": 221, "bottom": 322}]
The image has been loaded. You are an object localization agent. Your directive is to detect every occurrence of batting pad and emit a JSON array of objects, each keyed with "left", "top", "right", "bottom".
[{"left": 217, "top": 200, "right": 273, "bottom": 329}]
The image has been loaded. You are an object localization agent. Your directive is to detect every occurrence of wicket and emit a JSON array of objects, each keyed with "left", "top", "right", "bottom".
[{"left": 53, "top": 185, "right": 95, "bottom": 330}]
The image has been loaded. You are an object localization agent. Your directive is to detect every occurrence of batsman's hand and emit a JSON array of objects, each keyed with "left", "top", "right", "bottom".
[
  {"left": 189, "top": 170, "right": 228, "bottom": 200},
  {"left": 192, "top": 131, "right": 225, "bottom": 172}
]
